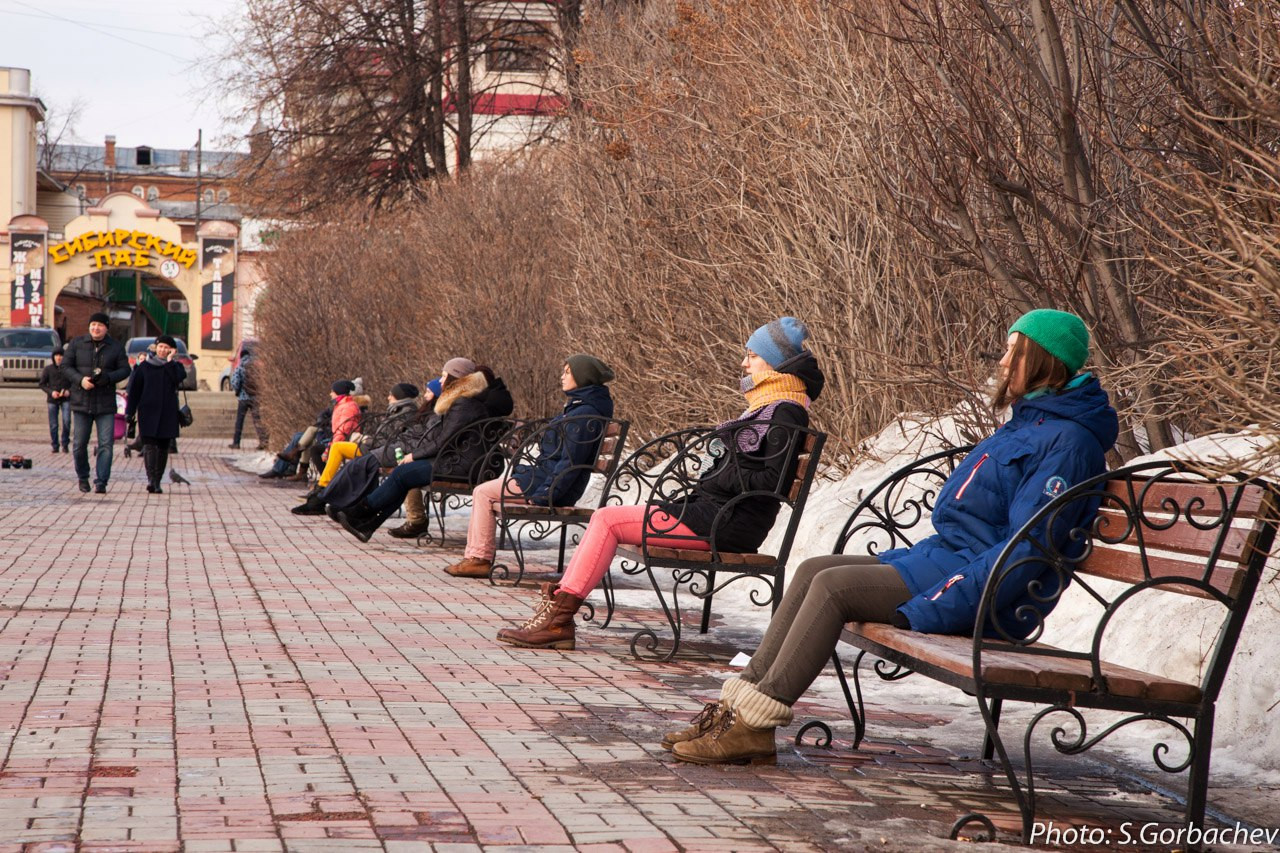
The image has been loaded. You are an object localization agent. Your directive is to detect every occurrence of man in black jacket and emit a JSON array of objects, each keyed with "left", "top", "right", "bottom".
[
  {"left": 61, "top": 312, "right": 131, "bottom": 493},
  {"left": 38, "top": 347, "right": 73, "bottom": 453}
]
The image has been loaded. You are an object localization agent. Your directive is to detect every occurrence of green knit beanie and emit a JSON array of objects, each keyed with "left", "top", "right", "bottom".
[{"left": 1008, "top": 309, "right": 1090, "bottom": 375}]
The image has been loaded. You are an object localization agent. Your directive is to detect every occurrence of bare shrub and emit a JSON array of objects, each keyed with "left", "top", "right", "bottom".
[
  {"left": 562, "top": 0, "right": 1001, "bottom": 460},
  {"left": 254, "top": 161, "right": 575, "bottom": 442}
]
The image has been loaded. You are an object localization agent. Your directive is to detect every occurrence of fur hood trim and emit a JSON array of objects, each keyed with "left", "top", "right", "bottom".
[
  {"left": 434, "top": 371, "right": 488, "bottom": 415},
  {"left": 353, "top": 394, "right": 373, "bottom": 409}
]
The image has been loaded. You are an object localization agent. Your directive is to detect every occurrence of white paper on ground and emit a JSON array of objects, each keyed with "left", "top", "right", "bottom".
[{"left": 729, "top": 652, "right": 752, "bottom": 668}]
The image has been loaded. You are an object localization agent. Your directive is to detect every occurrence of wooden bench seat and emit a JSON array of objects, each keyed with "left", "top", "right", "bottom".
[
  {"left": 846, "top": 622, "right": 1202, "bottom": 704},
  {"left": 617, "top": 545, "right": 778, "bottom": 567}
]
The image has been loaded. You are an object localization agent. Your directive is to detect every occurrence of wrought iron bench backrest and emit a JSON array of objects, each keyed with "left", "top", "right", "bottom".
[
  {"left": 833, "top": 445, "right": 973, "bottom": 555},
  {"left": 976, "top": 461, "right": 1280, "bottom": 702},
  {"left": 430, "top": 416, "right": 521, "bottom": 486},
  {"left": 500, "top": 415, "right": 631, "bottom": 508},
  {"left": 621, "top": 419, "right": 826, "bottom": 561}
]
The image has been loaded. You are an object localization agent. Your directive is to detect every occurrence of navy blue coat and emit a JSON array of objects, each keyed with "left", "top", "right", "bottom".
[
  {"left": 882, "top": 375, "right": 1119, "bottom": 637},
  {"left": 125, "top": 358, "right": 189, "bottom": 439},
  {"left": 513, "top": 383, "right": 615, "bottom": 506}
]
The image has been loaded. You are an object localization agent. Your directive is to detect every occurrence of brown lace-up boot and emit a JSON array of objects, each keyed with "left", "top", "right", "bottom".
[
  {"left": 495, "top": 587, "right": 584, "bottom": 650},
  {"left": 670, "top": 709, "right": 777, "bottom": 765},
  {"left": 660, "top": 702, "right": 725, "bottom": 752}
]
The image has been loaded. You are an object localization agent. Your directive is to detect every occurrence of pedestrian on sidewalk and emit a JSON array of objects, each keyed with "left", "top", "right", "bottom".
[
  {"left": 38, "top": 346, "right": 72, "bottom": 453},
  {"left": 61, "top": 312, "right": 131, "bottom": 493},
  {"left": 494, "top": 319, "right": 822, "bottom": 650},
  {"left": 229, "top": 346, "right": 268, "bottom": 450},
  {"left": 437, "top": 353, "right": 616, "bottom": 576},
  {"left": 659, "top": 309, "right": 1119, "bottom": 767},
  {"left": 124, "top": 335, "right": 188, "bottom": 494}
]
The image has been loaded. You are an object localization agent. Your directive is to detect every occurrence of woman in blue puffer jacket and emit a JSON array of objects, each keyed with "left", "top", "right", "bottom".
[{"left": 664, "top": 309, "right": 1120, "bottom": 767}]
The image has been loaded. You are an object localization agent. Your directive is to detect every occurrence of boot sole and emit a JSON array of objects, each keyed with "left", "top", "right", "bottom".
[
  {"left": 494, "top": 634, "right": 575, "bottom": 650},
  {"left": 671, "top": 750, "right": 776, "bottom": 766}
]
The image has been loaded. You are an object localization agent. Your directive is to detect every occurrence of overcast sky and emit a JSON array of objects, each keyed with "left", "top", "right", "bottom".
[{"left": 1, "top": 0, "right": 246, "bottom": 152}]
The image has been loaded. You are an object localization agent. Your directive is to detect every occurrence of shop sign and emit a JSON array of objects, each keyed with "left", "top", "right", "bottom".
[
  {"left": 9, "top": 232, "right": 47, "bottom": 326},
  {"left": 200, "top": 237, "right": 236, "bottom": 350},
  {"left": 47, "top": 230, "right": 198, "bottom": 270}
]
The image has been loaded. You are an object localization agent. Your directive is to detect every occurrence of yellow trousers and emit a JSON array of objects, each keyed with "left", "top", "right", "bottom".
[{"left": 318, "top": 440, "right": 361, "bottom": 487}]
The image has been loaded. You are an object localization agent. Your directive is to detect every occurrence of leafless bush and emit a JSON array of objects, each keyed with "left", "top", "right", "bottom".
[
  {"left": 562, "top": 0, "right": 1001, "bottom": 460},
  {"left": 254, "top": 161, "right": 575, "bottom": 441}
]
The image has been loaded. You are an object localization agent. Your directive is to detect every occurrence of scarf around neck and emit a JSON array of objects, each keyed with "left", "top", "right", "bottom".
[{"left": 717, "top": 371, "right": 810, "bottom": 453}]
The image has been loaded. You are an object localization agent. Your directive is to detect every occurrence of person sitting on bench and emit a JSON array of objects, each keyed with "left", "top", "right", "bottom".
[
  {"left": 494, "top": 317, "right": 824, "bottom": 651},
  {"left": 663, "top": 309, "right": 1119, "bottom": 767}
]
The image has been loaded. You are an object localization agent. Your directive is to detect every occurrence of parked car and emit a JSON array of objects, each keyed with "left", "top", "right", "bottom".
[
  {"left": 0, "top": 327, "right": 61, "bottom": 384},
  {"left": 125, "top": 336, "right": 198, "bottom": 390},
  {"left": 219, "top": 337, "right": 257, "bottom": 391}
]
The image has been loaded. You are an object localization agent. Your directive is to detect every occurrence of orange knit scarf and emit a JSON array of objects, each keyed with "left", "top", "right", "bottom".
[{"left": 741, "top": 371, "right": 810, "bottom": 413}]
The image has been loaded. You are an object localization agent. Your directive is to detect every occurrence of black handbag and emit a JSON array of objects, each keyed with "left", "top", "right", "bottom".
[{"left": 178, "top": 390, "right": 194, "bottom": 429}]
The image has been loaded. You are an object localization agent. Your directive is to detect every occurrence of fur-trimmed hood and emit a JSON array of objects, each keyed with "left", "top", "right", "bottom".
[{"left": 434, "top": 371, "right": 488, "bottom": 415}]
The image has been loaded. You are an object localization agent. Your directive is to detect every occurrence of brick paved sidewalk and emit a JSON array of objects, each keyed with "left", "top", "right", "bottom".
[{"left": 0, "top": 438, "right": 1267, "bottom": 852}]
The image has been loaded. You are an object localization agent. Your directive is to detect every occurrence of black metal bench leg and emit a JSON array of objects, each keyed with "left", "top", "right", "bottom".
[
  {"left": 630, "top": 563, "right": 683, "bottom": 661},
  {"left": 1186, "top": 708, "right": 1214, "bottom": 845},
  {"left": 982, "top": 697, "right": 1002, "bottom": 760},
  {"left": 699, "top": 569, "right": 716, "bottom": 634},
  {"left": 557, "top": 525, "right": 568, "bottom": 574},
  {"left": 794, "top": 648, "right": 868, "bottom": 749}
]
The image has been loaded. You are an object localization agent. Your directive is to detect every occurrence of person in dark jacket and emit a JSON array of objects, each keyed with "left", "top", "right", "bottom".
[
  {"left": 124, "top": 335, "right": 189, "bottom": 493},
  {"left": 494, "top": 320, "right": 820, "bottom": 650},
  {"left": 39, "top": 347, "right": 73, "bottom": 453},
  {"left": 228, "top": 348, "right": 268, "bottom": 450},
  {"left": 291, "top": 382, "right": 421, "bottom": 515},
  {"left": 388, "top": 365, "right": 516, "bottom": 538},
  {"left": 61, "top": 312, "right": 131, "bottom": 493},
  {"left": 661, "top": 309, "right": 1119, "bottom": 767},
  {"left": 334, "top": 359, "right": 495, "bottom": 541},
  {"left": 442, "top": 353, "right": 616, "bottom": 577}
]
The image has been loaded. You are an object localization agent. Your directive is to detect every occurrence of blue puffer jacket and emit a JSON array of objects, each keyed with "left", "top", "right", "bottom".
[
  {"left": 513, "top": 383, "right": 615, "bottom": 506},
  {"left": 882, "top": 374, "right": 1119, "bottom": 637}
]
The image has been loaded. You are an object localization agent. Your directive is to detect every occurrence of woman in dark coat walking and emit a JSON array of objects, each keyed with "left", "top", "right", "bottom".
[{"left": 124, "top": 335, "right": 189, "bottom": 493}]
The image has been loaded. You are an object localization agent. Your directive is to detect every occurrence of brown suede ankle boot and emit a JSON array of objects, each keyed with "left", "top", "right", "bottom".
[
  {"left": 661, "top": 701, "right": 726, "bottom": 751},
  {"left": 495, "top": 588, "right": 584, "bottom": 650},
  {"left": 670, "top": 709, "right": 777, "bottom": 765}
]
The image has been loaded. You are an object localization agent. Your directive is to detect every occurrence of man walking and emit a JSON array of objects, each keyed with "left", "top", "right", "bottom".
[
  {"left": 38, "top": 346, "right": 72, "bottom": 453},
  {"left": 229, "top": 347, "right": 268, "bottom": 450},
  {"left": 61, "top": 312, "right": 130, "bottom": 493}
]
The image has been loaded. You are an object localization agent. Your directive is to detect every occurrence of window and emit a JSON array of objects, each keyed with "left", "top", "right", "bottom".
[
  {"left": 147, "top": 186, "right": 159, "bottom": 201},
  {"left": 485, "top": 20, "right": 554, "bottom": 73},
  {"left": 136, "top": 146, "right": 153, "bottom": 166},
  {"left": 131, "top": 186, "right": 145, "bottom": 198},
  {"left": 203, "top": 189, "right": 216, "bottom": 203},
  {"left": 217, "top": 189, "right": 230, "bottom": 203}
]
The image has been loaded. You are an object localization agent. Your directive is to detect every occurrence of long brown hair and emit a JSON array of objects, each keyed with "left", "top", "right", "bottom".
[{"left": 993, "top": 333, "right": 1071, "bottom": 410}]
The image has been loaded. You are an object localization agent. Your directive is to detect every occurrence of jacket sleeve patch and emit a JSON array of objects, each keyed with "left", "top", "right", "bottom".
[{"left": 1043, "top": 475, "right": 1069, "bottom": 498}]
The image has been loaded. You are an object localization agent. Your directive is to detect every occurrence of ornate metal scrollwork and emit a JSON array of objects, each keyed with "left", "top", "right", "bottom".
[
  {"left": 794, "top": 721, "right": 834, "bottom": 748},
  {"left": 949, "top": 813, "right": 997, "bottom": 843}
]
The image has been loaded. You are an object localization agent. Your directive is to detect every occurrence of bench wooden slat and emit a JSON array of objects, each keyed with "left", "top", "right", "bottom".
[
  {"left": 850, "top": 623, "right": 1203, "bottom": 704},
  {"left": 1113, "top": 479, "right": 1267, "bottom": 519},
  {"left": 1093, "top": 507, "right": 1254, "bottom": 562},
  {"left": 618, "top": 544, "right": 777, "bottom": 567},
  {"left": 1081, "top": 543, "right": 1246, "bottom": 599},
  {"left": 502, "top": 505, "right": 596, "bottom": 519}
]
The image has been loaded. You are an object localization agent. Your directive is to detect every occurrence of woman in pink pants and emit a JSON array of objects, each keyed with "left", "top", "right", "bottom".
[{"left": 496, "top": 317, "right": 824, "bottom": 651}]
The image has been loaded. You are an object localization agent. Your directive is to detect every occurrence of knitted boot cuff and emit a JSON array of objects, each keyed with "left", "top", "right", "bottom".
[
  {"left": 719, "top": 677, "right": 752, "bottom": 709},
  {"left": 732, "top": 681, "right": 794, "bottom": 730}
]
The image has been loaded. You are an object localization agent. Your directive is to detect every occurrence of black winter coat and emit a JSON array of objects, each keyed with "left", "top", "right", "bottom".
[
  {"left": 61, "top": 334, "right": 131, "bottom": 415},
  {"left": 401, "top": 371, "right": 491, "bottom": 479},
  {"left": 124, "top": 358, "right": 188, "bottom": 439},
  {"left": 512, "top": 383, "right": 615, "bottom": 506},
  {"left": 479, "top": 377, "right": 515, "bottom": 418},
  {"left": 364, "top": 398, "right": 424, "bottom": 466},
  {"left": 664, "top": 352, "right": 824, "bottom": 553},
  {"left": 38, "top": 359, "right": 73, "bottom": 404}
]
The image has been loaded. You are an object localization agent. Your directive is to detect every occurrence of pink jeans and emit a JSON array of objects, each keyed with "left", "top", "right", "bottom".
[
  {"left": 558, "top": 505, "right": 709, "bottom": 599},
  {"left": 464, "top": 477, "right": 528, "bottom": 560}
]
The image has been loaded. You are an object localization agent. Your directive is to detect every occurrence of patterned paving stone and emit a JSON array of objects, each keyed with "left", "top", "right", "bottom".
[{"left": 0, "top": 438, "right": 1272, "bottom": 851}]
